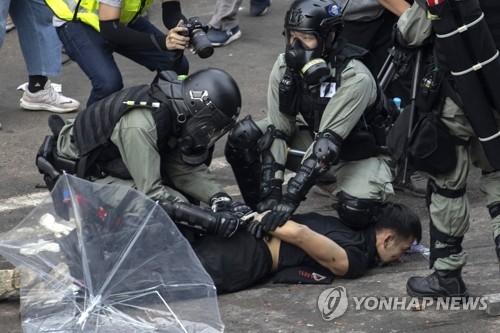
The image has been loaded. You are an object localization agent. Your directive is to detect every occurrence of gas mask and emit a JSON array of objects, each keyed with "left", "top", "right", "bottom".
[
  {"left": 284, "top": 35, "right": 330, "bottom": 86},
  {"left": 179, "top": 101, "right": 236, "bottom": 165}
]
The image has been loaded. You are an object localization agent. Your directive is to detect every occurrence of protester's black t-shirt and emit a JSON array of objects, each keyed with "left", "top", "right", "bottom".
[{"left": 278, "top": 212, "right": 377, "bottom": 279}]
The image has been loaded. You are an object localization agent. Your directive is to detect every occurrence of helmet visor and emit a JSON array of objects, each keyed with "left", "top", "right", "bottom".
[{"left": 183, "top": 105, "right": 237, "bottom": 149}]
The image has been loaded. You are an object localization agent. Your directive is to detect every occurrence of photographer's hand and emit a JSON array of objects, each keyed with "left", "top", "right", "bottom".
[{"left": 166, "top": 20, "right": 190, "bottom": 51}]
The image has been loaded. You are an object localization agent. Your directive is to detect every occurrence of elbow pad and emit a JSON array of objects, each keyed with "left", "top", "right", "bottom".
[{"left": 313, "top": 130, "right": 343, "bottom": 170}]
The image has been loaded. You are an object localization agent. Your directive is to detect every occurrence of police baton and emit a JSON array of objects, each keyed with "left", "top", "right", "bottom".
[
  {"left": 287, "top": 147, "right": 306, "bottom": 158},
  {"left": 378, "top": 44, "right": 417, "bottom": 93},
  {"left": 378, "top": 47, "right": 398, "bottom": 92}
]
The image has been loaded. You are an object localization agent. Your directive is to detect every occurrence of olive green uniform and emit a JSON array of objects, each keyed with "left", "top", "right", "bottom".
[
  {"left": 398, "top": 2, "right": 500, "bottom": 270},
  {"left": 57, "top": 108, "right": 224, "bottom": 204},
  {"left": 257, "top": 53, "right": 395, "bottom": 202}
]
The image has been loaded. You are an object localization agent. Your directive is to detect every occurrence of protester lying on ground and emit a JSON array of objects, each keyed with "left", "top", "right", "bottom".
[
  {"left": 5, "top": 191, "right": 420, "bottom": 298},
  {"left": 191, "top": 202, "right": 421, "bottom": 293}
]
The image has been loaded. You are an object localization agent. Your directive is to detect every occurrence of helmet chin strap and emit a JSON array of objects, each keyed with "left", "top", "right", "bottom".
[{"left": 321, "top": 31, "right": 339, "bottom": 57}]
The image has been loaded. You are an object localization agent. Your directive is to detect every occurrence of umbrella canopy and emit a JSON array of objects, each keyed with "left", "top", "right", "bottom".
[{"left": 0, "top": 174, "right": 224, "bottom": 333}]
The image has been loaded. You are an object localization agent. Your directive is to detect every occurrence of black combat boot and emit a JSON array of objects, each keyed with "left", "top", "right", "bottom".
[{"left": 406, "top": 269, "right": 468, "bottom": 298}]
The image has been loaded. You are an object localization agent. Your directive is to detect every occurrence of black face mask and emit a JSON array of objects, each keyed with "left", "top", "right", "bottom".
[
  {"left": 179, "top": 105, "right": 235, "bottom": 165},
  {"left": 284, "top": 37, "right": 330, "bottom": 85}
]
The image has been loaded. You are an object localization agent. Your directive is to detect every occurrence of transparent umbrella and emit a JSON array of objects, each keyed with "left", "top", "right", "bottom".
[{"left": 0, "top": 174, "right": 224, "bottom": 333}]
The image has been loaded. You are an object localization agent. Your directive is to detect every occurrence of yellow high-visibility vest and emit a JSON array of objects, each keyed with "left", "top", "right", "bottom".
[{"left": 45, "top": 0, "right": 154, "bottom": 32}]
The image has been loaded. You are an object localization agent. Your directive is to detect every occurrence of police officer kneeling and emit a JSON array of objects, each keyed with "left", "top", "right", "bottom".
[
  {"left": 225, "top": 0, "right": 395, "bottom": 232},
  {"left": 36, "top": 68, "right": 251, "bottom": 238}
]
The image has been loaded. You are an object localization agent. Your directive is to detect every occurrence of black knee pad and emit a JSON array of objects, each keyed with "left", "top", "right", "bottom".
[
  {"left": 334, "top": 191, "right": 380, "bottom": 230},
  {"left": 224, "top": 116, "right": 264, "bottom": 209}
]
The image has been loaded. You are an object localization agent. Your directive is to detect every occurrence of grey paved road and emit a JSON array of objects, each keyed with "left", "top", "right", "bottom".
[{"left": 1, "top": 1, "right": 499, "bottom": 332}]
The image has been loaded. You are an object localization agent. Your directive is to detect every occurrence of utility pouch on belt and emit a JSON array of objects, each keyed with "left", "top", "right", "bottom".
[
  {"left": 36, "top": 135, "right": 78, "bottom": 190},
  {"left": 407, "top": 109, "right": 467, "bottom": 174}
]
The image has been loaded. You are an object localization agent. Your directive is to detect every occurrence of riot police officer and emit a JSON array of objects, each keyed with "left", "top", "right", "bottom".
[
  {"left": 395, "top": 0, "right": 500, "bottom": 298},
  {"left": 225, "top": 0, "right": 395, "bottom": 232},
  {"left": 37, "top": 68, "right": 251, "bottom": 238}
]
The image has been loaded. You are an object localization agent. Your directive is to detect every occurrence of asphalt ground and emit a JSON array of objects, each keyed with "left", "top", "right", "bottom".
[{"left": 1, "top": 1, "right": 499, "bottom": 332}]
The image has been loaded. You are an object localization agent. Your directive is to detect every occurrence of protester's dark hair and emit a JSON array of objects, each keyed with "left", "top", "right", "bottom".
[{"left": 373, "top": 202, "right": 422, "bottom": 243}]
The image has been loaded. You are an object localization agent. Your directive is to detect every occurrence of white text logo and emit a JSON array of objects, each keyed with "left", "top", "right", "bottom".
[
  {"left": 317, "top": 286, "right": 489, "bottom": 320},
  {"left": 317, "top": 286, "right": 349, "bottom": 321}
]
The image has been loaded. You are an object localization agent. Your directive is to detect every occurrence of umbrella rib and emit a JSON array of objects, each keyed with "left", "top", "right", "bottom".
[
  {"left": 66, "top": 178, "right": 95, "bottom": 297},
  {"left": 96, "top": 205, "right": 157, "bottom": 296},
  {"left": 0, "top": 175, "right": 222, "bottom": 332},
  {"left": 156, "top": 290, "right": 189, "bottom": 333}
]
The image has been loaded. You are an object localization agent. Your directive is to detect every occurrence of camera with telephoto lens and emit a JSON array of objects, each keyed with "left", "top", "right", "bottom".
[{"left": 181, "top": 17, "right": 214, "bottom": 59}]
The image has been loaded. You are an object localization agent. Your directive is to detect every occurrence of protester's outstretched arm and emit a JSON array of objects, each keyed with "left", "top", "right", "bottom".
[{"left": 254, "top": 213, "right": 349, "bottom": 276}]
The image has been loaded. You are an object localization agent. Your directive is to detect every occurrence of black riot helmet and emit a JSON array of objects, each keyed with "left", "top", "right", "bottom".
[
  {"left": 179, "top": 68, "right": 242, "bottom": 165},
  {"left": 284, "top": 0, "right": 344, "bottom": 85}
]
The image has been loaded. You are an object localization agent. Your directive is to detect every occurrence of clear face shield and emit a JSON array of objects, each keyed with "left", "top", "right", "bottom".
[{"left": 179, "top": 104, "right": 237, "bottom": 165}]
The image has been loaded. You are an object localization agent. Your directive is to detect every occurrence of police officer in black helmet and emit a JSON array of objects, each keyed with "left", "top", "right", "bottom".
[
  {"left": 38, "top": 68, "right": 252, "bottom": 239},
  {"left": 225, "top": 0, "right": 395, "bottom": 234}
]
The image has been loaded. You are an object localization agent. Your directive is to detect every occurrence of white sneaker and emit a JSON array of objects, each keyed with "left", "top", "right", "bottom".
[
  {"left": 20, "top": 80, "right": 80, "bottom": 113},
  {"left": 6, "top": 15, "right": 15, "bottom": 32}
]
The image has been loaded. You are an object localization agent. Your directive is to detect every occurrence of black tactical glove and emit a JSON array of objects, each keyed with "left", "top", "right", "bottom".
[
  {"left": 216, "top": 211, "right": 242, "bottom": 238},
  {"left": 275, "top": 193, "right": 299, "bottom": 214},
  {"left": 260, "top": 194, "right": 298, "bottom": 232},
  {"left": 210, "top": 192, "right": 253, "bottom": 218},
  {"left": 246, "top": 221, "right": 265, "bottom": 239},
  {"left": 390, "top": 25, "right": 418, "bottom": 81},
  {"left": 259, "top": 211, "right": 291, "bottom": 232},
  {"left": 256, "top": 188, "right": 282, "bottom": 213}
]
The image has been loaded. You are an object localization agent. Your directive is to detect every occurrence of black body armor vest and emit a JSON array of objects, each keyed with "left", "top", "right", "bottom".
[
  {"left": 282, "top": 38, "right": 390, "bottom": 160},
  {"left": 288, "top": 38, "right": 382, "bottom": 133},
  {"left": 73, "top": 85, "right": 175, "bottom": 178}
]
